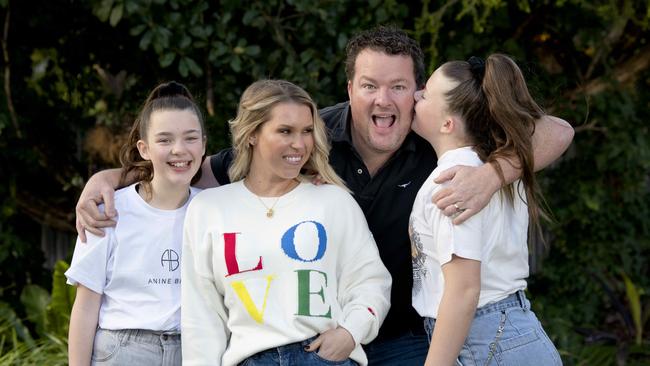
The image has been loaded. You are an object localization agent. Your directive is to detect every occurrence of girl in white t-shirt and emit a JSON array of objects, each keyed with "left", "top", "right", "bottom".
[
  {"left": 409, "top": 54, "right": 562, "bottom": 365},
  {"left": 66, "top": 81, "right": 206, "bottom": 366}
]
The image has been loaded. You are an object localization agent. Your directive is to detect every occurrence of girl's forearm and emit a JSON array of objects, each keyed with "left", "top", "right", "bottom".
[{"left": 425, "top": 257, "right": 480, "bottom": 366}]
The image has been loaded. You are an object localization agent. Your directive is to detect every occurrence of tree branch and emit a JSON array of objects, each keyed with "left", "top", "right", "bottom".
[
  {"left": 581, "top": 44, "right": 650, "bottom": 96},
  {"left": 2, "top": 4, "right": 21, "bottom": 138}
]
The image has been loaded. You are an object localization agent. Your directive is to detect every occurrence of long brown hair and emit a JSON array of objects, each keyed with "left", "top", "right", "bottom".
[
  {"left": 440, "top": 54, "right": 546, "bottom": 236},
  {"left": 119, "top": 81, "right": 206, "bottom": 194},
  {"left": 228, "top": 79, "right": 347, "bottom": 190}
]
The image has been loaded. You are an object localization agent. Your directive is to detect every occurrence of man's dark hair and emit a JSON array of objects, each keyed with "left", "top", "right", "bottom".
[{"left": 345, "top": 25, "right": 426, "bottom": 87}]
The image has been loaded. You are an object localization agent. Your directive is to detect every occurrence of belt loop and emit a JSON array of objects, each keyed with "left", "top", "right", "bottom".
[{"left": 516, "top": 290, "right": 528, "bottom": 310}]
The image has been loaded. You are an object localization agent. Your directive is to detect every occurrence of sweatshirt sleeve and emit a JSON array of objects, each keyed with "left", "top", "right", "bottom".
[
  {"left": 181, "top": 200, "right": 230, "bottom": 365},
  {"left": 335, "top": 192, "right": 392, "bottom": 345}
]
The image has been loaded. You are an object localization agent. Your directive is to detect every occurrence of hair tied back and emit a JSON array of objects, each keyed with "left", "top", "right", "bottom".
[
  {"left": 467, "top": 56, "right": 485, "bottom": 82},
  {"left": 150, "top": 81, "right": 193, "bottom": 100}
]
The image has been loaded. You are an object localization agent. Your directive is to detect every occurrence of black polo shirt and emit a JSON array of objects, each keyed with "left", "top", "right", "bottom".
[{"left": 210, "top": 101, "right": 437, "bottom": 342}]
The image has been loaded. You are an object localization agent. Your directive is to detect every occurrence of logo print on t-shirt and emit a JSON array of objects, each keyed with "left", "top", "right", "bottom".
[{"left": 161, "top": 249, "right": 180, "bottom": 271}]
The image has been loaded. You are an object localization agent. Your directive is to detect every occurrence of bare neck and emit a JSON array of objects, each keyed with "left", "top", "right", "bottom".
[
  {"left": 350, "top": 129, "right": 398, "bottom": 178},
  {"left": 244, "top": 171, "right": 300, "bottom": 197},
  {"left": 140, "top": 180, "right": 190, "bottom": 210}
]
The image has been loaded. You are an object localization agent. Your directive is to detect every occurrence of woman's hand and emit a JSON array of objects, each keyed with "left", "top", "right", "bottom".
[{"left": 305, "top": 327, "right": 355, "bottom": 361}]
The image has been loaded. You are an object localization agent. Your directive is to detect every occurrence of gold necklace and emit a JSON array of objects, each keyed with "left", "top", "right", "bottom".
[{"left": 255, "top": 195, "right": 280, "bottom": 218}]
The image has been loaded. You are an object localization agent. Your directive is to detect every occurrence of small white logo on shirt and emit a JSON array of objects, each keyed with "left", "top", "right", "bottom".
[{"left": 397, "top": 181, "right": 411, "bottom": 188}]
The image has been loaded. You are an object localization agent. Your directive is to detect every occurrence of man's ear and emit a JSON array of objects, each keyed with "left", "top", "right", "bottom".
[
  {"left": 136, "top": 140, "right": 150, "bottom": 160},
  {"left": 347, "top": 80, "right": 353, "bottom": 104}
]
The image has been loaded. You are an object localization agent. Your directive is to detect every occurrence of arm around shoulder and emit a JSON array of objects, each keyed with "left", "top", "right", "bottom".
[{"left": 531, "top": 114, "right": 574, "bottom": 171}]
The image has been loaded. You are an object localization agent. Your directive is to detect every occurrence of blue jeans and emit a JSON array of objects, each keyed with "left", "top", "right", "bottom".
[
  {"left": 362, "top": 331, "right": 428, "bottom": 365},
  {"left": 240, "top": 336, "right": 358, "bottom": 366},
  {"left": 424, "top": 291, "right": 562, "bottom": 366},
  {"left": 91, "top": 328, "right": 181, "bottom": 365}
]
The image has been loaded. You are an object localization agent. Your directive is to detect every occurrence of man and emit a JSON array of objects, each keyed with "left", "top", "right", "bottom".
[{"left": 77, "top": 26, "right": 574, "bottom": 365}]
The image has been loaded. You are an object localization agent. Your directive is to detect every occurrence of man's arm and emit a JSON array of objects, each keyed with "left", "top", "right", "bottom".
[
  {"left": 76, "top": 155, "right": 222, "bottom": 241},
  {"left": 433, "top": 115, "right": 574, "bottom": 224},
  {"left": 75, "top": 169, "right": 123, "bottom": 242}
]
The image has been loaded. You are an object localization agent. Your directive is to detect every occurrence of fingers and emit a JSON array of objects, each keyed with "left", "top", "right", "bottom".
[
  {"left": 76, "top": 199, "right": 116, "bottom": 238},
  {"left": 101, "top": 188, "right": 116, "bottom": 218},
  {"left": 432, "top": 186, "right": 447, "bottom": 205},
  {"left": 305, "top": 335, "right": 322, "bottom": 352},
  {"left": 452, "top": 208, "right": 474, "bottom": 225},
  {"left": 434, "top": 190, "right": 458, "bottom": 210},
  {"left": 433, "top": 165, "right": 460, "bottom": 184},
  {"left": 76, "top": 217, "right": 87, "bottom": 243}
]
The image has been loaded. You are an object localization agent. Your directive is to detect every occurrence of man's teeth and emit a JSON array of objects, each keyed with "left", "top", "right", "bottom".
[
  {"left": 170, "top": 161, "right": 189, "bottom": 167},
  {"left": 373, "top": 115, "right": 395, "bottom": 128}
]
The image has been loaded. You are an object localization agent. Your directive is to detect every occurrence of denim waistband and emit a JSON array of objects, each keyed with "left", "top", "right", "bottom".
[
  {"left": 99, "top": 328, "right": 181, "bottom": 345},
  {"left": 474, "top": 290, "right": 530, "bottom": 317}
]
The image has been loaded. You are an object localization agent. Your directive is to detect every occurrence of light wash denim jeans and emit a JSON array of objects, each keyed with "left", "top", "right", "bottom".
[
  {"left": 239, "top": 336, "right": 358, "bottom": 366},
  {"left": 424, "top": 291, "right": 562, "bottom": 366},
  {"left": 91, "top": 328, "right": 181, "bottom": 366}
]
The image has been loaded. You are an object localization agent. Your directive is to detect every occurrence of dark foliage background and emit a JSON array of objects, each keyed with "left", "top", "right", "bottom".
[{"left": 0, "top": 1, "right": 648, "bottom": 364}]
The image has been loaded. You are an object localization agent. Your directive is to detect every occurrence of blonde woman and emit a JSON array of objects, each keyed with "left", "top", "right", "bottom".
[{"left": 181, "top": 80, "right": 391, "bottom": 366}]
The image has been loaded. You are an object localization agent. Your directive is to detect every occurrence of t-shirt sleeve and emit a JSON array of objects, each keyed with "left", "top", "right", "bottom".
[
  {"left": 65, "top": 230, "right": 114, "bottom": 294},
  {"left": 434, "top": 209, "right": 484, "bottom": 266},
  {"left": 210, "top": 148, "right": 234, "bottom": 185}
]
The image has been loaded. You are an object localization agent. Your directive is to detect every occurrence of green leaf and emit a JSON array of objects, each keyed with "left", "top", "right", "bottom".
[
  {"left": 180, "top": 35, "right": 192, "bottom": 49},
  {"left": 245, "top": 45, "right": 261, "bottom": 56},
  {"left": 139, "top": 30, "right": 153, "bottom": 50},
  {"left": 179, "top": 57, "right": 189, "bottom": 77},
  {"left": 130, "top": 24, "right": 147, "bottom": 36},
  {"left": 242, "top": 10, "right": 258, "bottom": 25},
  {"left": 184, "top": 57, "right": 203, "bottom": 77},
  {"left": 159, "top": 53, "right": 176, "bottom": 68},
  {"left": 20, "top": 285, "right": 50, "bottom": 337},
  {"left": 109, "top": 3, "right": 124, "bottom": 27},
  {"left": 621, "top": 272, "right": 643, "bottom": 345},
  {"left": 125, "top": 0, "right": 139, "bottom": 14},
  {"left": 45, "top": 260, "right": 75, "bottom": 337},
  {"left": 230, "top": 56, "right": 241, "bottom": 72},
  {"left": 94, "top": 0, "right": 114, "bottom": 22},
  {"left": 0, "top": 302, "right": 34, "bottom": 347}
]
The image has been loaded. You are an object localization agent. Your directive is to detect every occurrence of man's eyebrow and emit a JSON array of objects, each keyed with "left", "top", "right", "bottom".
[{"left": 358, "top": 76, "right": 410, "bottom": 84}]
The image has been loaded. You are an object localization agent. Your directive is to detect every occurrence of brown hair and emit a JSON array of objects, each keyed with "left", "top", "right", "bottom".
[
  {"left": 440, "top": 54, "right": 546, "bottom": 235},
  {"left": 228, "top": 79, "right": 347, "bottom": 190},
  {"left": 119, "top": 81, "right": 206, "bottom": 194},
  {"left": 345, "top": 25, "right": 426, "bottom": 88}
]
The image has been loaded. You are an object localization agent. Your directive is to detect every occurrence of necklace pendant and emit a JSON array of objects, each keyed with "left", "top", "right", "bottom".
[{"left": 266, "top": 208, "right": 274, "bottom": 218}]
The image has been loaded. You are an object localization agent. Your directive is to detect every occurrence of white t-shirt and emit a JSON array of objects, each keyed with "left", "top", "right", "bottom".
[
  {"left": 410, "top": 147, "right": 529, "bottom": 319},
  {"left": 65, "top": 183, "right": 200, "bottom": 331},
  {"left": 182, "top": 181, "right": 392, "bottom": 366}
]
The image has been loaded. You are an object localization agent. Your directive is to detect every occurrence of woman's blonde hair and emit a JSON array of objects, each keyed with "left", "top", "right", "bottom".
[{"left": 228, "top": 79, "right": 346, "bottom": 190}]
